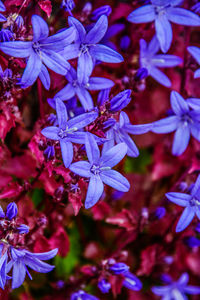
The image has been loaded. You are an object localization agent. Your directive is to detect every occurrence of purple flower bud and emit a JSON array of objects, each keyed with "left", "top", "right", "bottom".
[
  {"left": 0, "top": 29, "right": 14, "bottom": 42},
  {"left": 3, "top": 68, "right": 12, "bottom": 79},
  {"left": 179, "top": 181, "right": 188, "bottom": 191},
  {"left": 110, "top": 90, "right": 132, "bottom": 112},
  {"left": 82, "top": 2, "right": 92, "bottom": 15},
  {"left": 44, "top": 145, "right": 55, "bottom": 160},
  {"left": 184, "top": 237, "right": 200, "bottom": 247},
  {"left": 56, "top": 280, "right": 65, "bottom": 289},
  {"left": 123, "top": 272, "right": 142, "bottom": 291},
  {"left": 109, "top": 262, "right": 129, "bottom": 275},
  {"left": 160, "top": 274, "right": 172, "bottom": 284},
  {"left": 195, "top": 223, "right": 200, "bottom": 233},
  {"left": 15, "top": 15, "right": 24, "bottom": 29},
  {"left": 6, "top": 202, "right": 18, "bottom": 220},
  {"left": 98, "top": 278, "right": 111, "bottom": 293},
  {"left": 0, "top": 206, "right": 5, "bottom": 218},
  {"left": 91, "top": 5, "right": 112, "bottom": 21},
  {"left": 134, "top": 68, "right": 148, "bottom": 81},
  {"left": 111, "top": 191, "right": 124, "bottom": 200},
  {"left": 47, "top": 113, "right": 58, "bottom": 126},
  {"left": 120, "top": 36, "right": 131, "bottom": 51},
  {"left": 97, "top": 88, "right": 111, "bottom": 106},
  {"left": 17, "top": 224, "right": 29, "bottom": 234},
  {"left": 61, "top": 0, "right": 75, "bottom": 13},
  {"left": 103, "top": 118, "right": 116, "bottom": 129},
  {"left": 192, "top": 3, "right": 200, "bottom": 13},
  {"left": 153, "top": 207, "right": 166, "bottom": 220}
]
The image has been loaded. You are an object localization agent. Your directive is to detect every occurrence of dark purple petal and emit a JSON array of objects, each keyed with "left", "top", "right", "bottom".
[{"left": 6, "top": 202, "right": 18, "bottom": 220}]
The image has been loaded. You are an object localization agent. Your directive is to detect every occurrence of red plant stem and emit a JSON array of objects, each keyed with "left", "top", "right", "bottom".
[{"left": 37, "top": 79, "right": 44, "bottom": 118}]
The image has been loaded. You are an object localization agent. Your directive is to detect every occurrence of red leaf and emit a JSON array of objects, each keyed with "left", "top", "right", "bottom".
[
  {"left": 68, "top": 192, "right": 83, "bottom": 216},
  {"left": 0, "top": 182, "right": 23, "bottom": 199},
  {"left": 49, "top": 227, "right": 70, "bottom": 257},
  {"left": 38, "top": 0, "right": 52, "bottom": 17},
  {"left": 106, "top": 209, "right": 137, "bottom": 231}
]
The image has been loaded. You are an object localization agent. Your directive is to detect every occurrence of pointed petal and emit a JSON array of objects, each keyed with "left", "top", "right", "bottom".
[
  {"left": 66, "top": 132, "right": 87, "bottom": 144},
  {"left": 0, "top": 41, "right": 32, "bottom": 57},
  {"left": 91, "top": 44, "right": 124, "bottom": 63},
  {"left": 184, "top": 286, "right": 200, "bottom": 295},
  {"left": 75, "top": 86, "right": 94, "bottom": 110},
  {"left": 20, "top": 53, "right": 42, "bottom": 88},
  {"left": 124, "top": 123, "right": 152, "bottom": 135},
  {"left": 69, "top": 161, "right": 91, "bottom": 177},
  {"left": 155, "top": 15, "right": 172, "bottom": 53},
  {"left": 190, "top": 122, "right": 200, "bottom": 141},
  {"left": 41, "top": 126, "right": 60, "bottom": 140},
  {"left": 127, "top": 5, "right": 156, "bottom": 23},
  {"left": 149, "top": 66, "right": 171, "bottom": 87},
  {"left": 55, "top": 98, "right": 68, "bottom": 129},
  {"left": 68, "top": 16, "right": 86, "bottom": 42},
  {"left": 85, "top": 133, "right": 100, "bottom": 164},
  {"left": 85, "top": 175, "right": 104, "bottom": 209},
  {"left": 88, "top": 77, "right": 114, "bottom": 90},
  {"left": 62, "top": 44, "right": 80, "bottom": 60},
  {"left": 24, "top": 256, "right": 54, "bottom": 273},
  {"left": 31, "top": 15, "right": 49, "bottom": 42},
  {"left": 165, "top": 192, "right": 191, "bottom": 207},
  {"left": 147, "top": 35, "right": 160, "bottom": 55},
  {"left": 39, "top": 64, "right": 50, "bottom": 90},
  {"left": 41, "top": 27, "right": 76, "bottom": 51},
  {"left": 191, "top": 174, "right": 200, "bottom": 197},
  {"left": 152, "top": 116, "right": 178, "bottom": 133},
  {"left": 176, "top": 206, "right": 195, "bottom": 232},
  {"left": 120, "top": 132, "right": 139, "bottom": 157},
  {"left": 170, "top": 91, "right": 189, "bottom": 115},
  {"left": 26, "top": 249, "right": 58, "bottom": 260},
  {"left": 67, "top": 111, "right": 97, "bottom": 130},
  {"left": 102, "top": 129, "right": 115, "bottom": 155},
  {"left": 0, "top": 14, "right": 7, "bottom": 22},
  {"left": 100, "top": 143, "right": 127, "bottom": 168},
  {"left": 85, "top": 15, "right": 108, "bottom": 44},
  {"left": 187, "top": 46, "right": 200, "bottom": 65},
  {"left": 152, "top": 286, "right": 171, "bottom": 296},
  {"left": 42, "top": 50, "right": 70, "bottom": 75},
  {"left": 55, "top": 84, "right": 75, "bottom": 101},
  {"left": 186, "top": 97, "right": 200, "bottom": 110},
  {"left": 151, "top": 54, "right": 182, "bottom": 67},
  {"left": 0, "top": 1, "right": 5, "bottom": 11},
  {"left": 77, "top": 52, "right": 94, "bottom": 84},
  {"left": 194, "top": 69, "right": 200, "bottom": 78},
  {"left": 172, "top": 124, "right": 190, "bottom": 156},
  {"left": 12, "top": 260, "right": 27, "bottom": 289},
  {"left": 166, "top": 7, "right": 200, "bottom": 26},
  {"left": 60, "top": 140, "right": 73, "bottom": 168},
  {"left": 178, "top": 273, "right": 189, "bottom": 285},
  {"left": 100, "top": 170, "right": 130, "bottom": 192}
]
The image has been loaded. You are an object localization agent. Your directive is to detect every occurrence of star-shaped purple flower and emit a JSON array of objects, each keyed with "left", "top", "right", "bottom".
[
  {"left": 166, "top": 174, "right": 200, "bottom": 232},
  {"left": 103, "top": 111, "right": 152, "bottom": 157},
  {"left": 41, "top": 98, "right": 98, "bottom": 168},
  {"left": 128, "top": 0, "right": 200, "bottom": 53},
  {"left": 69, "top": 133, "right": 130, "bottom": 209},
  {"left": 52, "top": 66, "right": 114, "bottom": 111},
  {"left": 152, "top": 91, "right": 200, "bottom": 156},
  {"left": 152, "top": 273, "right": 200, "bottom": 299},
  {"left": 139, "top": 36, "right": 182, "bottom": 87},
  {"left": 0, "top": 15, "right": 76, "bottom": 89},
  {"left": 63, "top": 15, "right": 123, "bottom": 84}
]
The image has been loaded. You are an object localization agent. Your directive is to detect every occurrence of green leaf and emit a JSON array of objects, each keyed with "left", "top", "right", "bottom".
[
  {"left": 32, "top": 188, "right": 44, "bottom": 208},
  {"left": 124, "top": 149, "right": 152, "bottom": 174}
]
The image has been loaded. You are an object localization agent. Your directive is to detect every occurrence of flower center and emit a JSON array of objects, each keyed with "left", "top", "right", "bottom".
[
  {"left": 32, "top": 42, "right": 41, "bottom": 54},
  {"left": 80, "top": 43, "right": 89, "bottom": 54},
  {"left": 58, "top": 126, "right": 78, "bottom": 138},
  {"left": 90, "top": 164, "right": 100, "bottom": 175},
  {"left": 190, "top": 198, "right": 200, "bottom": 207},
  {"left": 181, "top": 114, "right": 193, "bottom": 125}
]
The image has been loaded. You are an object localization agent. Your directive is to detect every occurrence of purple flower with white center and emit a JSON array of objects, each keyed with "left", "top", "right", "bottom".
[
  {"left": 152, "top": 273, "right": 200, "bottom": 299},
  {"left": 69, "top": 133, "right": 130, "bottom": 209},
  {"left": 63, "top": 15, "right": 123, "bottom": 84},
  {"left": 123, "top": 271, "right": 142, "bottom": 291},
  {"left": 98, "top": 278, "right": 111, "bottom": 293},
  {"left": 128, "top": 0, "right": 200, "bottom": 53},
  {"left": 187, "top": 46, "right": 200, "bottom": 78},
  {"left": 139, "top": 36, "right": 182, "bottom": 87},
  {"left": 41, "top": 98, "right": 98, "bottom": 168},
  {"left": 91, "top": 5, "right": 112, "bottom": 21},
  {"left": 0, "top": 0, "right": 6, "bottom": 22},
  {"left": 165, "top": 174, "right": 200, "bottom": 232},
  {"left": 0, "top": 15, "right": 76, "bottom": 89},
  {"left": 109, "top": 262, "right": 129, "bottom": 275},
  {"left": 61, "top": 0, "right": 75, "bottom": 14},
  {"left": 103, "top": 111, "right": 152, "bottom": 158},
  {"left": 110, "top": 90, "right": 132, "bottom": 112},
  {"left": 152, "top": 91, "right": 200, "bottom": 156},
  {"left": 52, "top": 66, "right": 114, "bottom": 111},
  {"left": 71, "top": 290, "right": 98, "bottom": 300},
  {"left": 6, "top": 202, "right": 18, "bottom": 220},
  {"left": 6, "top": 247, "right": 58, "bottom": 289}
]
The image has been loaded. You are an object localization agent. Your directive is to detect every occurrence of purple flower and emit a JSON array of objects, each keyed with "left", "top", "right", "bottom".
[
  {"left": 166, "top": 174, "right": 200, "bottom": 232},
  {"left": 103, "top": 111, "right": 152, "bottom": 157},
  {"left": 0, "top": 0, "right": 6, "bottom": 22},
  {"left": 0, "top": 15, "right": 76, "bottom": 89},
  {"left": 98, "top": 278, "right": 111, "bottom": 293},
  {"left": 123, "top": 272, "right": 142, "bottom": 291},
  {"left": 71, "top": 290, "right": 98, "bottom": 300},
  {"left": 109, "top": 262, "right": 129, "bottom": 275},
  {"left": 128, "top": 0, "right": 200, "bottom": 53},
  {"left": 6, "top": 202, "right": 18, "bottom": 220},
  {"left": 139, "top": 36, "right": 182, "bottom": 87},
  {"left": 91, "top": 5, "right": 112, "bottom": 21},
  {"left": 134, "top": 67, "right": 148, "bottom": 81},
  {"left": 152, "top": 273, "right": 200, "bottom": 299},
  {"left": 188, "top": 46, "right": 200, "bottom": 78},
  {"left": 52, "top": 66, "right": 114, "bottom": 111},
  {"left": 41, "top": 98, "right": 98, "bottom": 168},
  {"left": 152, "top": 91, "right": 200, "bottom": 156},
  {"left": 110, "top": 90, "right": 132, "bottom": 112},
  {"left": 69, "top": 133, "right": 130, "bottom": 209},
  {"left": 63, "top": 15, "right": 123, "bottom": 84}
]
